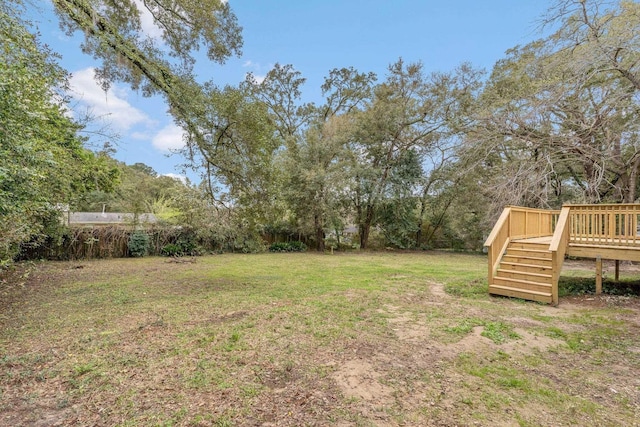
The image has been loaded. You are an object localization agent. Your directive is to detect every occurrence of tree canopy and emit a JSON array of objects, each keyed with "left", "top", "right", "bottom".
[
  {"left": 4, "top": 0, "right": 640, "bottom": 260},
  {"left": 0, "top": 4, "right": 118, "bottom": 262}
]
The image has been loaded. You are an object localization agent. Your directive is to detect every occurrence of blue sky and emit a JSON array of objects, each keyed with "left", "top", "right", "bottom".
[{"left": 30, "top": 1, "right": 552, "bottom": 183}]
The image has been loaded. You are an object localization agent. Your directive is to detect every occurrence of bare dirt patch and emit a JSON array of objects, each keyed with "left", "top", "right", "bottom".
[
  {"left": 332, "top": 360, "right": 394, "bottom": 404},
  {"left": 428, "top": 280, "right": 448, "bottom": 300}
]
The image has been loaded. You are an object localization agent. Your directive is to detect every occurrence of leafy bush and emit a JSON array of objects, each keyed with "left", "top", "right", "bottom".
[
  {"left": 161, "top": 243, "right": 181, "bottom": 257},
  {"left": 128, "top": 231, "right": 149, "bottom": 257},
  {"left": 268, "top": 242, "right": 289, "bottom": 252},
  {"left": 175, "top": 235, "right": 203, "bottom": 256},
  {"left": 287, "top": 241, "right": 307, "bottom": 252},
  {"left": 268, "top": 241, "right": 307, "bottom": 253},
  {"left": 161, "top": 236, "right": 204, "bottom": 257}
]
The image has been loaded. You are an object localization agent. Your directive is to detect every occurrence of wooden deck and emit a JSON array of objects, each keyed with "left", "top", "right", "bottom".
[{"left": 485, "top": 204, "right": 640, "bottom": 305}]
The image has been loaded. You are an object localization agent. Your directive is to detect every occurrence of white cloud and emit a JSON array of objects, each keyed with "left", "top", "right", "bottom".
[
  {"left": 134, "top": 0, "right": 164, "bottom": 39},
  {"left": 242, "top": 61, "right": 271, "bottom": 84},
  {"left": 68, "top": 67, "right": 151, "bottom": 131},
  {"left": 130, "top": 131, "right": 152, "bottom": 140},
  {"left": 152, "top": 123, "right": 186, "bottom": 152},
  {"left": 162, "top": 173, "right": 188, "bottom": 184},
  {"left": 247, "top": 73, "right": 266, "bottom": 84},
  {"left": 133, "top": 0, "right": 227, "bottom": 39}
]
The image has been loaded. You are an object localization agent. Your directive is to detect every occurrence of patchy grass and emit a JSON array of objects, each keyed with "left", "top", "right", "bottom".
[{"left": 1, "top": 252, "right": 639, "bottom": 426}]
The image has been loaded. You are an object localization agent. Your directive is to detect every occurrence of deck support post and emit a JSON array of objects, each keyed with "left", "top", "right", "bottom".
[
  {"left": 595, "top": 256, "right": 603, "bottom": 295},
  {"left": 615, "top": 260, "right": 620, "bottom": 282}
]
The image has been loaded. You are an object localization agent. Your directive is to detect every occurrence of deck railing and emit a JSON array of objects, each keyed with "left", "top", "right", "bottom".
[
  {"left": 508, "top": 206, "right": 558, "bottom": 239},
  {"left": 484, "top": 206, "right": 559, "bottom": 285},
  {"left": 549, "top": 206, "right": 571, "bottom": 306},
  {"left": 486, "top": 203, "right": 640, "bottom": 305},
  {"left": 568, "top": 204, "right": 640, "bottom": 246}
]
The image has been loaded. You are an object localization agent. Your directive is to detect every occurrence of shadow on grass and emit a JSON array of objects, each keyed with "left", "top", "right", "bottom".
[{"left": 558, "top": 276, "right": 640, "bottom": 297}]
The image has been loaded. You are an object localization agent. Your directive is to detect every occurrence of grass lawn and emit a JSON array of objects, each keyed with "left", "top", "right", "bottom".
[{"left": 1, "top": 252, "right": 639, "bottom": 426}]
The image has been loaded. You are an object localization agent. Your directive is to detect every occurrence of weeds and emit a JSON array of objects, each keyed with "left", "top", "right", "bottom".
[{"left": 481, "top": 321, "right": 520, "bottom": 344}]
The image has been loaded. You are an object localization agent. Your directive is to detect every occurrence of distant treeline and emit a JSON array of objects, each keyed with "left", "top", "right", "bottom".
[{"left": 18, "top": 225, "right": 319, "bottom": 261}]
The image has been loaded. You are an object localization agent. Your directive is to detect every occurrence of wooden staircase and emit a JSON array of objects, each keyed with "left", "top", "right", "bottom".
[
  {"left": 487, "top": 204, "right": 640, "bottom": 305},
  {"left": 490, "top": 240, "right": 553, "bottom": 304}
]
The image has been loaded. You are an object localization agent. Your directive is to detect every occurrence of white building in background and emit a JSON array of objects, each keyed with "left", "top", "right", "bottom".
[{"left": 62, "top": 212, "right": 158, "bottom": 227}]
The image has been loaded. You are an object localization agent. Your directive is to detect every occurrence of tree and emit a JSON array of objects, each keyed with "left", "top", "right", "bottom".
[
  {"left": 281, "top": 67, "right": 376, "bottom": 251},
  {"left": 283, "top": 115, "right": 349, "bottom": 251},
  {"left": 240, "top": 64, "right": 319, "bottom": 246},
  {"left": 196, "top": 84, "right": 285, "bottom": 231},
  {"left": 50, "top": 0, "right": 244, "bottom": 179},
  {"left": 468, "top": 0, "right": 640, "bottom": 213},
  {"left": 375, "top": 149, "right": 422, "bottom": 248},
  {"left": 547, "top": 0, "right": 640, "bottom": 202},
  {"left": 344, "top": 59, "right": 471, "bottom": 249},
  {"left": 412, "top": 64, "right": 484, "bottom": 248},
  {"left": 77, "top": 161, "right": 191, "bottom": 217},
  {"left": 243, "top": 64, "right": 314, "bottom": 149},
  {"left": 0, "top": 4, "right": 118, "bottom": 263}
]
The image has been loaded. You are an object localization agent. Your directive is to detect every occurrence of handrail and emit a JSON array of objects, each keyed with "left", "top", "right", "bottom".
[
  {"left": 484, "top": 207, "right": 511, "bottom": 248},
  {"left": 484, "top": 206, "right": 558, "bottom": 247},
  {"left": 564, "top": 203, "right": 640, "bottom": 207},
  {"left": 549, "top": 206, "right": 571, "bottom": 306},
  {"left": 484, "top": 207, "right": 512, "bottom": 287},
  {"left": 549, "top": 207, "right": 570, "bottom": 252}
]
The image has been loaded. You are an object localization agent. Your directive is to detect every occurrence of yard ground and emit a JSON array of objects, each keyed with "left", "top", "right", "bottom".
[{"left": 1, "top": 252, "right": 639, "bottom": 426}]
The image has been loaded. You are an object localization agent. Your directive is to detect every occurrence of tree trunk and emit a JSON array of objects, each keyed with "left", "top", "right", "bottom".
[
  {"left": 415, "top": 195, "right": 428, "bottom": 248},
  {"left": 314, "top": 214, "right": 325, "bottom": 252},
  {"left": 583, "top": 161, "right": 600, "bottom": 203},
  {"left": 626, "top": 157, "right": 640, "bottom": 202},
  {"left": 359, "top": 205, "right": 374, "bottom": 249}
]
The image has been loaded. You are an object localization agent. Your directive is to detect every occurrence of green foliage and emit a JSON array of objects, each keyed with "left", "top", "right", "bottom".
[
  {"left": 267, "top": 242, "right": 288, "bottom": 252},
  {"left": 268, "top": 241, "right": 307, "bottom": 253},
  {"left": 0, "top": 7, "right": 118, "bottom": 264},
  {"left": 377, "top": 200, "right": 419, "bottom": 249},
  {"left": 444, "top": 278, "right": 488, "bottom": 298},
  {"left": 161, "top": 234, "right": 203, "bottom": 257},
  {"left": 375, "top": 149, "right": 421, "bottom": 249},
  {"left": 288, "top": 241, "right": 307, "bottom": 252},
  {"left": 128, "top": 232, "right": 149, "bottom": 257},
  {"left": 160, "top": 244, "right": 182, "bottom": 257},
  {"left": 481, "top": 321, "right": 521, "bottom": 344},
  {"left": 39, "top": 0, "right": 640, "bottom": 256},
  {"left": 76, "top": 161, "right": 185, "bottom": 215}
]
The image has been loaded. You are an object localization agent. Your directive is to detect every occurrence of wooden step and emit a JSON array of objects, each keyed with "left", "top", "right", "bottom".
[
  {"left": 505, "top": 247, "right": 552, "bottom": 259},
  {"left": 499, "top": 261, "right": 552, "bottom": 274},
  {"left": 489, "top": 285, "right": 552, "bottom": 304},
  {"left": 496, "top": 269, "right": 553, "bottom": 283},
  {"left": 492, "top": 277, "right": 553, "bottom": 294},
  {"left": 502, "top": 255, "right": 553, "bottom": 267},
  {"left": 509, "top": 242, "right": 551, "bottom": 251}
]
